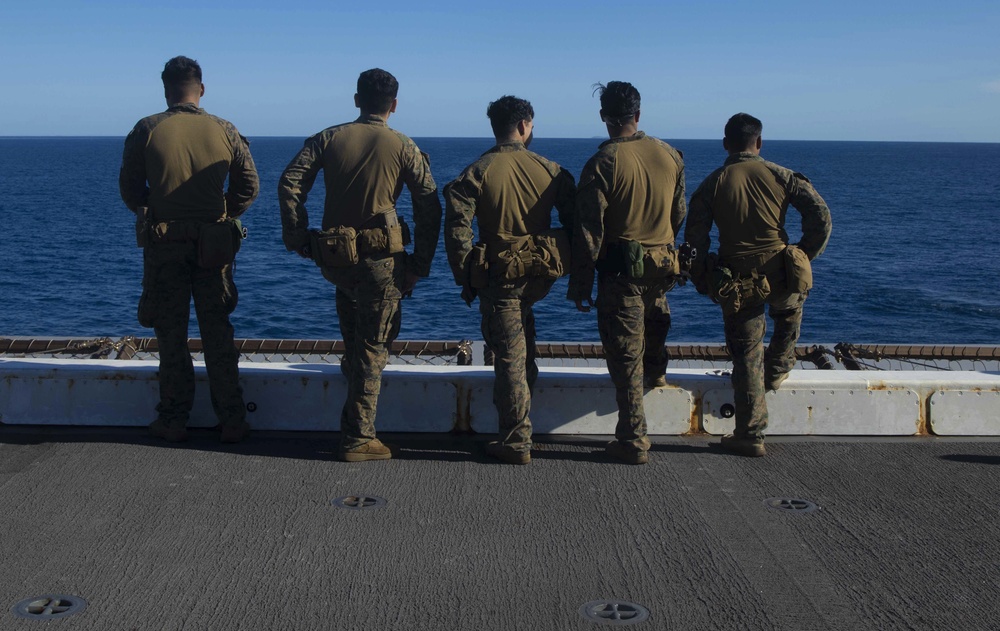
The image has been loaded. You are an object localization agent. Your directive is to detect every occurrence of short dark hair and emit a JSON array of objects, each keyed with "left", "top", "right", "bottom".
[
  {"left": 595, "top": 81, "right": 640, "bottom": 126},
  {"left": 357, "top": 68, "right": 399, "bottom": 113},
  {"left": 486, "top": 95, "right": 534, "bottom": 137},
  {"left": 724, "top": 113, "right": 763, "bottom": 150},
  {"left": 161, "top": 56, "right": 202, "bottom": 92}
]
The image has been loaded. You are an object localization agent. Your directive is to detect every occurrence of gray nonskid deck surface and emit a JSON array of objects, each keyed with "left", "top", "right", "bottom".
[{"left": 1, "top": 430, "right": 999, "bottom": 630}]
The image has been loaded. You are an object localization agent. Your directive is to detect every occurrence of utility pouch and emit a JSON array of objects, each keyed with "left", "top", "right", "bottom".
[
  {"left": 469, "top": 243, "right": 489, "bottom": 289},
  {"left": 491, "top": 236, "right": 533, "bottom": 281},
  {"left": 400, "top": 221, "right": 412, "bottom": 247},
  {"left": 197, "top": 219, "right": 242, "bottom": 268},
  {"left": 784, "top": 245, "right": 813, "bottom": 293},
  {"left": 530, "top": 228, "right": 572, "bottom": 279},
  {"left": 643, "top": 245, "right": 679, "bottom": 279},
  {"left": 135, "top": 206, "right": 151, "bottom": 248},
  {"left": 311, "top": 226, "right": 358, "bottom": 268}
]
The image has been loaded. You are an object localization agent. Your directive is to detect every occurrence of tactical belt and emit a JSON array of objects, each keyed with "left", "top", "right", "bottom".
[{"left": 720, "top": 246, "right": 785, "bottom": 276}]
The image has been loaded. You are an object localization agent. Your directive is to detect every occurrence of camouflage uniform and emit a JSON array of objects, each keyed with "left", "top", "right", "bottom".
[
  {"left": 119, "top": 103, "right": 259, "bottom": 430},
  {"left": 568, "top": 132, "right": 686, "bottom": 453},
  {"left": 278, "top": 114, "right": 442, "bottom": 449},
  {"left": 686, "top": 152, "right": 832, "bottom": 440},
  {"left": 444, "top": 142, "right": 576, "bottom": 453}
]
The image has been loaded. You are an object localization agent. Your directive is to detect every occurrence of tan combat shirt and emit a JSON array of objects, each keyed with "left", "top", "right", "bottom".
[
  {"left": 568, "top": 131, "right": 686, "bottom": 300},
  {"left": 443, "top": 142, "right": 576, "bottom": 285},
  {"left": 685, "top": 152, "right": 832, "bottom": 264},
  {"left": 278, "top": 114, "right": 442, "bottom": 276},
  {"left": 119, "top": 103, "right": 259, "bottom": 222}
]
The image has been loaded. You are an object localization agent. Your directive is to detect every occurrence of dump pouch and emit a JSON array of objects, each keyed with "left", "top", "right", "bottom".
[
  {"left": 135, "top": 206, "right": 152, "bottom": 248},
  {"left": 469, "top": 243, "right": 489, "bottom": 289},
  {"left": 310, "top": 226, "right": 358, "bottom": 268},
  {"left": 784, "top": 245, "right": 813, "bottom": 293},
  {"left": 492, "top": 236, "right": 534, "bottom": 281},
  {"left": 197, "top": 219, "right": 243, "bottom": 268},
  {"left": 531, "top": 228, "right": 572, "bottom": 279}
]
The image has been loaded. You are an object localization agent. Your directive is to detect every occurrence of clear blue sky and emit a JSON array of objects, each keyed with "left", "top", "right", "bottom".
[{"left": 1, "top": 0, "right": 998, "bottom": 141}]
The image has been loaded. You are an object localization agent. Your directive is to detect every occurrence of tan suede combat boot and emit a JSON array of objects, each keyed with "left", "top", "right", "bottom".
[
  {"left": 765, "top": 369, "right": 790, "bottom": 392},
  {"left": 720, "top": 434, "right": 767, "bottom": 457},
  {"left": 606, "top": 441, "right": 649, "bottom": 465},
  {"left": 148, "top": 418, "right": 188, "bottom": 443},
  {"left": 338, "top": 438, "right": 393, "bottom": 462},
  {"left": 485, "top": 441, "right": 531, "bottom": 465},
  {"left": 645, "top": 375, "right": 668, "bottom": 388},
  {"left": 219, "top": 422, "right": 251, "bottom": 444}
]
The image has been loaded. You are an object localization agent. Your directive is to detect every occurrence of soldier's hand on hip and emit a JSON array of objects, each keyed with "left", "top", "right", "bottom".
[
  {"left": 296, "top": 244, "right": 312, "bottom": 259},
  {"left": 575, "top": 297, "right": 593, "bottom": 313}
]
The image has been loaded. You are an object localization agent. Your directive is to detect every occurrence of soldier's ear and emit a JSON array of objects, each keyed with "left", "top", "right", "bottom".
[
  {"left": 354, "top": 93, "right": 361, "bottom": 109},
  {"left": 755, "top": 136, "right": 762, "bottom": 151},
  {"left": 633, "top": 110, "right": 640, "bottom": 124},
  {"left": 599, "top": 109, "right": 606, "bottom": 123},
  {"left": 199, "top": 83, "right": 205, "bottom": 98},
  {"left": 389, "top": 98, "right": 397, "bottom": 114}
]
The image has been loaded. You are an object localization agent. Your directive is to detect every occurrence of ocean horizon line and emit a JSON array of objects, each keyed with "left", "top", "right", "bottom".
[{"left": 2, "top": 135, "right": 999, "bottom": 146}]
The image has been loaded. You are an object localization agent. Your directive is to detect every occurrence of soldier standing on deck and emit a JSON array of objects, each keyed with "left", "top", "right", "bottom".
[
  {"left": 278, "top": 68, "right": 442, "bottom": 463},
  {"left": 119, "top": 56, "right": 259, "bottom": 444},
  {"left": 685, "top": 113, "right": 832, "bottom": 457},
  {"left": 568, "top": 81, "right": 686, "bottom": 465},
  {"left": 444, "top": 96, "right": 576, "bottom": 465}
]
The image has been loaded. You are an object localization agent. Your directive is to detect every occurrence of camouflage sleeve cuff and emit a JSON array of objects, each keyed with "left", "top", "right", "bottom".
[{"left": 283, "top": 228, "right": 310, "bottom": 252}]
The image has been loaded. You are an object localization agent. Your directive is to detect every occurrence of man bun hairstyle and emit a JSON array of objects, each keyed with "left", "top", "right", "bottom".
[
  {"left": 595, "top": 81, "right": 640, "bottom": 127},
  {"left": 725, "top": 113, "right": 763, "bottom": 150},
  {"left": 161, "top": 56, "right": 202, "bottom": 92},
  {"left": 486, "top": 95, "right": 534, "bottom": 137},
  {"left": 357, "top": 68, "right": 399, "bottom": 113}
]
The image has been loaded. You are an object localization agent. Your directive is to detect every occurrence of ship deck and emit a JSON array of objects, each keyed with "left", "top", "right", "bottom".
[{"left": 1, "top": 427, "right": 999, "bottom": 629}]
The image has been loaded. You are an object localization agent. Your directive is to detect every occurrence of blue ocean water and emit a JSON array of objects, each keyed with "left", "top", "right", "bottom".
[{"left": 1, "top": 136, "right": 998, "bottom": 344}]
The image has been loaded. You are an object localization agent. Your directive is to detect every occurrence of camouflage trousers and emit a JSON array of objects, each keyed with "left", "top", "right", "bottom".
[
  {"left": 479, "top": 277, "right": 555, "bottom": 452},
  {"left": 724, "top": 290, "right": 807, "bottom": 440},
  {"left": 138, "top": 242, "right": 245, "bottom": 428},
  {"left": 322, "top": 253, "right": 404, "bottom": 449},
  {"left": 596, "top": 273, "right": 674, "bottom": 452}
]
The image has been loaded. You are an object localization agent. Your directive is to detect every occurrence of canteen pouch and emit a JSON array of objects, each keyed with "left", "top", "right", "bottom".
[
  {"left": 135, "top": 206, "right": 151, "bottom": 248},
  {"left": 469, "top": 243, "right": 489, "bottom": 289},
  {"left": 597, "top": 240, "right": 645, "bottom": 278},
  {"left": 624, "top": 240, "right": 645, "bottom": 278},
  {"left": 643, "top": 244, "right": 680, "bottom": 279},
  {"left": 311, "top": 226, "right": 358, "bottom": 268},
  {"left": 784, "top": 245, "right": 813, "bottom": 293},
  {"left": 197, "top": 220, "right": 242, "bottom": 268}
]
